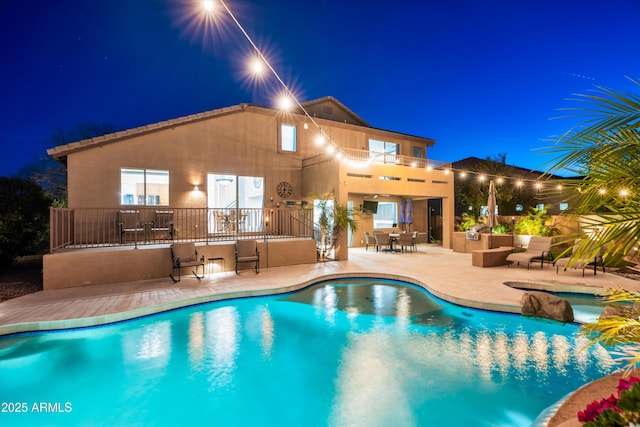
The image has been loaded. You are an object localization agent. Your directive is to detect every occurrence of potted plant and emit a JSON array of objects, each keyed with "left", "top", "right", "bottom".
[{"left": 315, "top": 192, "right": 358, "bottom": 261}]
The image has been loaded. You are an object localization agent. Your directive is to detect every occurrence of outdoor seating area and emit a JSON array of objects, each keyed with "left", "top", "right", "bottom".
[
  {"left": 170, "top": 242, "right": 205, "bottom": 282},
  {"left": 555, "top": 239, "right": 606, "bottom": 276},
  {"left": 370, "top": 231, "right": 417, "bottom": 253},
  {"left": 235, "top": 239, "right": 260, "bottom": 274},
  {"left": 506, "top": 236, "right": 553, "bottom": 269}
]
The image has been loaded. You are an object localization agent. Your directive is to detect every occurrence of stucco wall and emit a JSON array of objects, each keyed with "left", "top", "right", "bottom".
[{"left": 44, "top": 239, "right": 317, "bottom": 290}]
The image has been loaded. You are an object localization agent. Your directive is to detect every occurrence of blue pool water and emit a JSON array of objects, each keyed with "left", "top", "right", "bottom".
[{"left": 0, "top": 279, "right": 619, "bottom": 426}]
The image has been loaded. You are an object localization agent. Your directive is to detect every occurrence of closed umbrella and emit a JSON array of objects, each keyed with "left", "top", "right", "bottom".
[
  {"left": 405, "top": 199, "right": 413, "bottom": 231},
  {"left": 487, "top": 180, "right": 497, "bottom": 249},
  {"left": 399, "top": 198, "right": 406, "bottom": 226}
]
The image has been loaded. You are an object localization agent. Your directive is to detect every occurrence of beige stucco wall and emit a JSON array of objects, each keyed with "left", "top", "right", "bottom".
[
  {"left": 43, "top": 239, "right": 317, "bottom": 290},
  {"left": 54, "top": 102, "right": 454, "bottom": 271}
]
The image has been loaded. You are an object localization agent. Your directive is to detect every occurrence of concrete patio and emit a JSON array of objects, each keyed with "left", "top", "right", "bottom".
[{"left": 1, "top": 244, "right": 638, "bottom": 336}]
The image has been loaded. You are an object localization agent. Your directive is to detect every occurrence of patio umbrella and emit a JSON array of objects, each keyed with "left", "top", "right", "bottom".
[
  {"left": 405, "top": 199, "right": 413, "bottom": 231},
  {"left": 399, "top": 198, "right": 406, "bottom": 226},
  {"left": 487, "top": 180, "right": 497, "bottom": 249}
]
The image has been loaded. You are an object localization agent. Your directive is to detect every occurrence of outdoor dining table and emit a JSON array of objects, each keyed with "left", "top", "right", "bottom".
[{"left": 389, "top": 233, "right": 402, "bottom": 252}]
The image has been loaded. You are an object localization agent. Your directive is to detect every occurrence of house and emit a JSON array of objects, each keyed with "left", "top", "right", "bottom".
[
  {"left": 45, "top": 97, "right": 454, "bottom": 289},
  {"left": 452, "top": 156, "right": 576, "bottom": 216}
]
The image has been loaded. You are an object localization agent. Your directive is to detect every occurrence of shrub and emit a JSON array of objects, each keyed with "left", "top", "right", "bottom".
[{"left": 0, "top": 177, "right": 52, "bottom": 267}]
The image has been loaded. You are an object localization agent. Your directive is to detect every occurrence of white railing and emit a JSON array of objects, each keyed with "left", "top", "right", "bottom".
[
  {"left": 50, "top": 207, "right": 315, "bottom": 252},
  {"left": 340, "top": 148, "right": 452, "bottom": 169}
]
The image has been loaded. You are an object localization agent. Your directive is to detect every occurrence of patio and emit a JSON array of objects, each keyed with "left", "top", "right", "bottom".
[{"left": 2, "top": 244, "right": 638, "bottom": 336}]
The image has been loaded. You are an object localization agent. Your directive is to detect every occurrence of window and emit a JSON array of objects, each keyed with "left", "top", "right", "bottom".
[
  {"left": 207, "top": 174, "right": 265, "bottom": 233},
  {"left": 207, "top": 174, "right": 264, "bottom": 209},
  {"left": 368, "top": 139, "right": 399, "bottom": 163},
  {"left": 374, "top": 202, "right": 398, "bottom": 228},
  {"left": 559, "top": 203, "right": 569, "bottom": 211},
  {"left": 412, "top": 146, "right": 424, "bottom": 159},
  {"left": 536, "top": 203, "right": 545, "bottom": 211},
  {"left": 121, "top": 168, "right": 169, "bottom": 205},
  {"left": 281, "top": 124, "right": 297, "bottom": 152}
]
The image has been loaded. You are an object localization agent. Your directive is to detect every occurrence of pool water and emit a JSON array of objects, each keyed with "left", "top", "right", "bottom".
[{"left": 0, "top": 279, "right": 619, "bottom": 426}]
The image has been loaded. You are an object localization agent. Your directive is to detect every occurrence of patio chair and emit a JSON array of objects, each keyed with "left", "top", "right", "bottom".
[
  {"left": 235, "top": 239, "right": 260, "bottom": 274},
  {"left": 374, "top": 233, "right": 392, "bottom": 252},
  {"left": 170, "top": 242, "right": 205, "bottom": 282},
  {"left": 506, "top": 236, "right": 553, "bottom": 269},
  {"left": 398, "top": 232, "right": 414, "bottom": 252},
  {"left": 411, "top": 231, "right": 418, "bottom": 251},
  {"left": 364, "top": 231, "right": 376, "bottom": 251},
  {"left": 555, "top": 239, "right": 605, "bottom": 276},
  {"left": 118, "top": 210, "right": 144, "bottom": 244},
  {"left": 151, "top": 210, "right": 174, "bottom": 241}
]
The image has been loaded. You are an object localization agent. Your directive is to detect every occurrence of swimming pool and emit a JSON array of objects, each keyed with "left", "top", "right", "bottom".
[{"left": 0, "top": 279, "right": 619, "bottom": 426}]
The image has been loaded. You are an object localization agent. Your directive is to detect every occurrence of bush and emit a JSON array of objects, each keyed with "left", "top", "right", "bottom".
[
  {"left": 514, "top": 208, "right": 558, "bottom": 236},
  {"left": 0, "top": 177, "right": 52, "bottom": 267}
]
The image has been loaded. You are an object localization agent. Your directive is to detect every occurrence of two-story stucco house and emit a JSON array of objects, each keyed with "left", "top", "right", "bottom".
[{"left": 45, "top": 97, "right": 454, "bottom": 290}]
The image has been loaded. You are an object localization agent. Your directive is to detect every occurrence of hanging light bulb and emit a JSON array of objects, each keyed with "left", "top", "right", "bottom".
[
  {"left": 250, "top": 57, "right": 264, "bottom": 74},
  {"left": 203, "top": 0, "right": 215, "bottom": 12}
]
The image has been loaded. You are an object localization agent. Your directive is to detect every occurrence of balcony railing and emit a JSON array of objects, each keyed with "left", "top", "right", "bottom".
[
  {"left": 50, "top": 207, "right": 315, "bottom": 252},
  {"left": 340, "top": 148, "right": 452, "bottom": 169}
]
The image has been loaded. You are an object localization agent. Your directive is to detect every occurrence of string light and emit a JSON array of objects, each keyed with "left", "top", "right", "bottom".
[
  {"left": 203, "top": 0, "right": 347, "bottom": 159},
  {"left": 199, "top": 0, "right": 627, "bottom": 197}
]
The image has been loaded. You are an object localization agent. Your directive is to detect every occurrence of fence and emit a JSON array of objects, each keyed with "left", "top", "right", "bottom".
[{"left": 50, "top": 207, "right": 315, "bottom": 252}]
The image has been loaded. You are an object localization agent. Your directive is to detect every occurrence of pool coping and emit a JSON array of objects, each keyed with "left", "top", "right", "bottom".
[{"left": 0, "top": 271, "right": 524, "bottom": 336}]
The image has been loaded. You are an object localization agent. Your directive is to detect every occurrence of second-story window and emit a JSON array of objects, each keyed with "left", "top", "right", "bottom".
[
  {"left": 369, "top": 139, "right": 399, "bottom": 163},
  {"left": 281, "top": 124, "right": 297, "bottom": 152},
  {"left": 121, "top": 168, "right": 169, "bottom": 206},
  {"left": 413, "top": 146, "right": 424, "bottom": 159}
]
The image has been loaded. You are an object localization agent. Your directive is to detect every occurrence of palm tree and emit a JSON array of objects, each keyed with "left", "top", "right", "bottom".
[
  {"left": 543, "top": 77, "right": 640, "bottom": 264},
  {"left": 314, "top": 192, "right": 358, "bottom": 260},
  {"left": 543, "top": 78, "right": 640, "bottom": 371}
]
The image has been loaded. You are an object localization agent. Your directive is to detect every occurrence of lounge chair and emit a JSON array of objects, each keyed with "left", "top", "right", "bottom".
[
  {"left": 170, "top": 242, "right": 205, "bottom": 282},
  {"left": 374, "top": 233, "right": 392, "bottom": 252},
  {"left": 398, "top": 232, "right": 413, "bottom": 252},
  {"left": 555, "top": 240, "right": 605, "bottom": 276},
  {"left": 506, "top": 236, "right": 553, "bottom": 269},
  {"left": 235, "top": 239, "right": 260, "bottom": 274}
]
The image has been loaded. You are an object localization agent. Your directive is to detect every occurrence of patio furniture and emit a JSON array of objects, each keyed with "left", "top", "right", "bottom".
[
  {"left": 506, "top": 236, "right": 553, "bottom": 269},
  {"left": 398, "top": 232, "right": 414, "bottom": 252},
  {"left": 207, "top": 257, "right": 226, "bottom": 276},
  {"left": 374, "top": 233, "right": 392, "bottom": 252},
  {"left": 555, "top": 240, "right": 605, "bottom": 276},
  {"left": 170, "top": 242, "right": 205, "bottom": 282},
  {"left": 151, "top": 210, "right": 174, "bottom": 241},
  {"left": 118, "top": 210, "right": 144, "bottom": 244},
  {"left": 235, "top": 239, "right": 260, "bottom": 274},
  {"left": 364, "top": 231, "right": 376, "bottom": 251},
  {"left": 411, "top": 231, "right": 418, "bottom": 251}
]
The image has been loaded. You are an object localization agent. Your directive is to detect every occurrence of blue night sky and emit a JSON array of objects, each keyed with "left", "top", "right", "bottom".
[{"left": 1, "top": 0, "right": 639, "bottom": 177}]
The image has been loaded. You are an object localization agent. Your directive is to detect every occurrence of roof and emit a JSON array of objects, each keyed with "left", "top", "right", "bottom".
[
  {"left": 47, "top": 97, "right": 434, "bottom": 160},
  {"left": 297, "top": 96, "right": 370, "bottom": 127},
  {"left": 451, "top": 156, "right": 576, "bottom": 180}
]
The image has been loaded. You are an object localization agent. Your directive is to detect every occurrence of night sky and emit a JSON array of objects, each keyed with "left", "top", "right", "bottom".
[{"left": 1, "top": 0, "right": 639, "bottom": 177}]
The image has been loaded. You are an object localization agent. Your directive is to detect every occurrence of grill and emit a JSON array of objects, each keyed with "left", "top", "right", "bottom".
[{"left": 466, "top": 224, "right": 490, "bottom": 240}]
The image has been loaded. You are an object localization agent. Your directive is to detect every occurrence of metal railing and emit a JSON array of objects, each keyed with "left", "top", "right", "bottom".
[
  {"left": 50, "top": 207, "right": 315, "bottom": 252},
  {"left": 340, "top": 148, "right": 452, "bottom": 169}
]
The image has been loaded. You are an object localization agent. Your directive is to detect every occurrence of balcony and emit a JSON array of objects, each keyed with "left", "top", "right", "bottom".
[{"left": 50, "top": 207, "right": 315, "bottom": 252}]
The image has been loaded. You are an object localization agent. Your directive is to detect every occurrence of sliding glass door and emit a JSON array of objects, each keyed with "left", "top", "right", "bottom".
[{"left": 207, "top": 174, "right": 264, "bottom": 234}]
